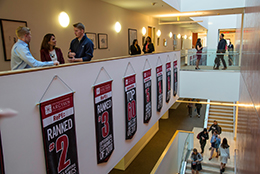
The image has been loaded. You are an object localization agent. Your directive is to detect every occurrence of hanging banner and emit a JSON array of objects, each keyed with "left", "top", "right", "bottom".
[
  {"left": 143, "top": 69, "right": 152, "bottom": 123},
  {"left": 156, "top": 65, "right": 163, "bottom": 112},
  {"left": 124, "top": 74, "right": 137, "bottom": 140},
  {"left": 166, "top": 62, "right": 171, "bottom": 103},
  {"left": 39, "top": 93, "right": 79, "bottom": 174},
  {"left": 173, "top": 60, "right": 178, "bottom": 97},
  {"left": 0, "top": 133, "right": 5, "bottom": 174},
  {"left": 93, "top": 81, "right": 114, "bottom": 164}
]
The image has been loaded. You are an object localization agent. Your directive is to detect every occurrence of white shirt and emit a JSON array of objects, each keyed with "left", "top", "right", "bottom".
[{"left": 49, "top": 49, "right": 57, "bottom": 62}]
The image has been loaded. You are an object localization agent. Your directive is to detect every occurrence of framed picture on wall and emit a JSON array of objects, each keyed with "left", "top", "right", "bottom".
[
  {"left": 0, "top": 19, "right": 27, "bottom": 61},
  {"left": 98, "top": 33, "right": 108, "bottom": 49},
  {"left": 86, "top": 32, "right": 97, "bottom": 49},
  {"left": 128, "top": 29, "right": 137, "bottom": 54}
]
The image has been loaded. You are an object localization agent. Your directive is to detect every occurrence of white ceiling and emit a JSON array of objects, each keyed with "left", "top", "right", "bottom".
[{"left": 102, "top": 0, "right": 244, "bottom": 32}]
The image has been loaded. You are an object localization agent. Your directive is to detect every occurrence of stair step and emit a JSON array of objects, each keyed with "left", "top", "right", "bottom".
[
  {"left": 209, "top": 112, "right": 233, "bottom": 117},
  {"left": 210, "top": 109, "right": 233, "bottom": 114},
  {"left": 208, "top": 115, "right": 233, "bottom": 121},
  {"left": 210, "top": 105, "right": 233, "bottom": 110},
  {"left": 208, "top": 119, "right": 233, "bottom": 124}
]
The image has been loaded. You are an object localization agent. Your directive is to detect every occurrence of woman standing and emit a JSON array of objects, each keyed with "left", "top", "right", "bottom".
[
  {"left": 219, "top": 138, "right": 230, "bottom": 174},
  {"left": 40, "top": 33, "right": 65, "bottom": 64},
  {"left": 190, "top": 148, "right": 203, "bottom": 174},
  {"left": 142, "top": 36, "right": 154, "bottom": 54},
  {"left": 195, "top": 38, "right": 203, "bottom": 70},
  {"left": 130, "top": 39, "right": 141, "bottom": 55}
]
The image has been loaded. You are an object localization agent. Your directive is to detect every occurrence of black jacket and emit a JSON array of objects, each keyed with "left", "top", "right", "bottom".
[
  {"left": 217, "top": 39, "right": 227, "bottom": 53},
  {"left": 130, "top": 45, "right": 141, "bottom": 55},
  {"left": 198, "top": 131, "right": 209, "bottom": 142},
  {"left": 208, "top": 124, "right": 221, "bottom": 134},
  {"left": 143, "top": 43, "right": 155, "bottom": 53}
]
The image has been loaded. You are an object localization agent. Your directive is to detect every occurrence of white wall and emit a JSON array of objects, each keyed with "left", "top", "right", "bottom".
[
  {"left": 179, "top": 70, "right": 240, "bottom": 101},
  {"left": 0, "top": 51, "right": 180, "bottom": 174},
  {"left": 0, "top": 0, "right": 192, "bottom": 71},
  {"left": 180, "top": 0, "right": 245, "bottom": 12}
]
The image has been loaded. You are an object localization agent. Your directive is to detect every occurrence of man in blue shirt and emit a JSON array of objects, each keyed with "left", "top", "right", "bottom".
[
  {"left": 214, "top": 33, "right": 227, "bottom": 70},
  {"left": 11, "top": 26, "right": 59, "bottom": 70},
  {"left": 68, "top": 23, "right": 94, "bottom": 62}
]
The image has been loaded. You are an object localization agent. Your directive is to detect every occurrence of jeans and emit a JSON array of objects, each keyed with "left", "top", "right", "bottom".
[{"left": 200, "top": 141, "right": 206, "bottom": 153}]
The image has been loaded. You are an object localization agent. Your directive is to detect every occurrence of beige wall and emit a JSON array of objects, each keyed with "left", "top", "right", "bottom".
[{"left": 0, "top": 0, "right": 192, "bottom": 71}]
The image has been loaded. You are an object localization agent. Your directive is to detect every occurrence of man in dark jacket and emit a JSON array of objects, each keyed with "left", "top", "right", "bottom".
[
  {"left": 214, "top": 33, "right": 227, "bottom": 70},
  {"left": 208, "top": 120, "right": 221, "bottom": 134},
  {"left": 68, "top": 22, "right": 94, "bottom": 62}
]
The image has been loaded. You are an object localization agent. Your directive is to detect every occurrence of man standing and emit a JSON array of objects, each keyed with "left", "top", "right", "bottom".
[
  {"left": 214, "top": 33, "right": 227, "bottom": 70},
  {"left": 208, "top": 120, "right": 221, "bottom": 135},
  {"left": 11, "top": 26, "right": 59, "bottom": 70},
  {"left": 68, "top": 22, "right": 94, "bottom": 62}
]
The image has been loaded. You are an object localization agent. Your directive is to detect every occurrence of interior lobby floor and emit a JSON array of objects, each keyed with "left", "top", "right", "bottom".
[{"left": 110, "top": 103, "right": 206, "bottom": 174}]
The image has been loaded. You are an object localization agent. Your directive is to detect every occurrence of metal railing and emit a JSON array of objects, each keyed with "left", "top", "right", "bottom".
[
  {"left": 179, "top": 133, "right": 192, "bottom": 174},
  {"left": 204, "top": 99, "right": 211, "bottom": 128},
  {"left": 234, "top": 149, "right": 238, "bottom": 174}
]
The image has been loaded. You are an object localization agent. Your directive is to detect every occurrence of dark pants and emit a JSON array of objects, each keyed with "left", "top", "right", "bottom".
[
  {"left": 200, "top": 141, "right": 206, "bottom": 153},
  {"left": 196, "top": 107, "right": 201, "bottom": 115},
  {"left": 188, "top": 107, "right": 192, "bottom": 116},
  {"left": 216, "top": 55, "right": 227, "bottom": 68}
]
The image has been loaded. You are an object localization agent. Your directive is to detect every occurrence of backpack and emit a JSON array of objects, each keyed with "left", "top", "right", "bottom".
[
  {"left": 218, "top": 126, "right": 222, "bottom": 134},
  {"left": 197, "top": 132, "right": 201, "bottom": 139}
]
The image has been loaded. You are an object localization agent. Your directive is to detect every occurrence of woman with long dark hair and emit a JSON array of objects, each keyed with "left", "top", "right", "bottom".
[
  {"left": 219, "top": 138, "right": 230, "bottom": 174},
  {"left": 40, "top": 33, "right": 65, "bottom": 64},
  {"left": 142, "top": 36, "right": 154, "bottom": 54},
  {"left": 195, "top": 38, "right": 203, "bottom": 70},
  {"left": 130, "top": 39, "right": 141, "bottom": 55}
]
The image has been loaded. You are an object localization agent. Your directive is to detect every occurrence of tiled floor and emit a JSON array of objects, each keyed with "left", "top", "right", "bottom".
[{"left": 192, "top": 127, "right": 236, "bottom": 168}]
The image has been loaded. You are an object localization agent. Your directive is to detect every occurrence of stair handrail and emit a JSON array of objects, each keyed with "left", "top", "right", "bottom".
[
  {"left": 234, "top": 101, "right": 238, "bottom": 140},
  {"left": 204, "top": 99, "right": 210, "bottom": 128},
  {"left": 234, "top": 149, "right": 238, "bottom": 174},
  {"left": 179, "top": 133, "right": 192, "bottom": 174}
]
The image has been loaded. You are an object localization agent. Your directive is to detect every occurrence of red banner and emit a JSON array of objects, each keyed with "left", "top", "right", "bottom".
[
  {"left": 166, "top": 62, "right": 171, "bottom": 103},
  {"left": 156, "top": 65, "right": 163, "bottom": 112},
  {"left": 39, "top": 93, "right": 79, "bottom": 174},
  {"left": 173, "top": 60, "right": 178, "bottom": 97},
  {"left": 143, "top": 69, "right": 152, "bottom": 123},
  {"left": 93, "top": 81, "right": 114, "bottom": 164},
  {"left": 124, "top": 74, "right": 137, "bottom": 140}
]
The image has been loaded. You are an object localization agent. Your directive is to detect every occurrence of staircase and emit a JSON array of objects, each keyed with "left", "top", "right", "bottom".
[
  {"left": 207, "top": 102, "right": 234, "bottom": 133},
  {"left": 186, "top": 160, "right": 234, "bottom": 174}
]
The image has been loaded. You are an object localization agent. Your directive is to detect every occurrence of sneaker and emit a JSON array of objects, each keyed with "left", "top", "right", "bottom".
[
  {"left": 198, "top": 115, "right": 200, "bottom": 118},
  {"left": 209, "top": 157, "right": 212, "bottom": 160}
]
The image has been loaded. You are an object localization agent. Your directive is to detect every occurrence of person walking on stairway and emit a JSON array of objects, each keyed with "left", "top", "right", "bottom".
[
  {"left": 209, "top": 130, "right": 221, "bottom": 160},
  {"left": 195, "top": 99, "right": 202, "bottom": 118},
  {"left": 214, "top": 33, "right": 227, "bottom": 70},
  {"left": 191, "top": 148, "right": 203, "bottom": 174},
  {"left": 219, "top": 138, "right": 230, "bottom": 174},
  {"left": 198, "top": 128, "right": 209, "bottom": 156}
]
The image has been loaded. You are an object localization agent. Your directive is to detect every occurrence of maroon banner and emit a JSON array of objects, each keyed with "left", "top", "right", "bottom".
[
  {"left": 166, "top": 62, "right": 171, "bottom": 103},
  {"left": 93, "top": 81, "right": 114, "bottom": 164},
  {"left": 173, "top": 60, "right": 178, "bottom": 97},
  {"left": 156, "top": 65, "right": 163, "bottom": 112},
  {"left": 0, "top": 133, "right": 5, "bottom": 174},
  {"left": 124, "top": 75, "right": 137, "bottom": 140},
  {"left": 39, "top": 93, "right": 79, "bottom": 174},
  {"left": 143, "top": 69, "right": 152, "bottom": 123}
]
